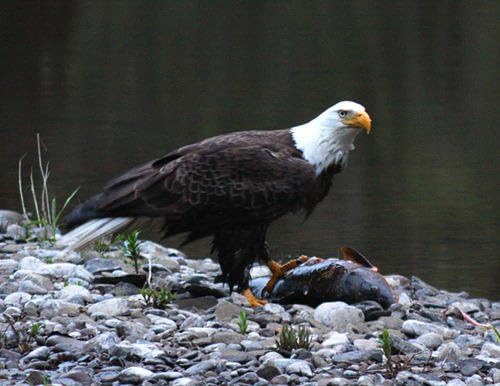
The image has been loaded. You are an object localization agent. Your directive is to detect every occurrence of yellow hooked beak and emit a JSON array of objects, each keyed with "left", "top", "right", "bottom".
[{"left": 343, "top": 111, "right": 372, "bottom": 134}]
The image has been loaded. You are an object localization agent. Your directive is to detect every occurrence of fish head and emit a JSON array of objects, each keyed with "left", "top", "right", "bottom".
[{"left": 343, "top": 267, "right": 396, "bottom": 309}]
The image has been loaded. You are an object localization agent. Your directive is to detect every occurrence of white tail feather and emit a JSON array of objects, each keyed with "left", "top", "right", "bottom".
[{"left": 57, "top": 217, "right": 134, "bottom": 251}]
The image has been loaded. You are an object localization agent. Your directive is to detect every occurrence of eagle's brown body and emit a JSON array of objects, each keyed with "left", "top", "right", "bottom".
[{"left": 65, "top": 129, "right": 341, "bottom": 289}]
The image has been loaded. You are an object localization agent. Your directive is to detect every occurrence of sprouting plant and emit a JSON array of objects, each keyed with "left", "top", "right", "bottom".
[
  {"left": 94, "top": 239, "right": 111, "bottom": 253},
  {"left": 379, "top": 328, "right": 401, "bottom": 378},
  {"left": 237, "top": 310, "right": 248, "bottom": 334},
  {"left": 0, "top": 313, "right": 41, "bottom": 354},
  {"left": 45, "top": 256, "right": 53, "bottom": 264},
  {"left": 121, "top": 230, "right": 144, "bottom": 274},
  {"left": 18, "top": 134, "right": 79, "bottom": 243},
  {"left": 491, "top": 324, "right": 500, "bottom": 343},
  {"left": 42, "top": 375, "right": 52, "bottom": 386},
  {"left": 276, "top": 324, "right": 312, "bottom": 354},
  {"left": 140, "top": 286, "right": 174, "bottom": 309}
]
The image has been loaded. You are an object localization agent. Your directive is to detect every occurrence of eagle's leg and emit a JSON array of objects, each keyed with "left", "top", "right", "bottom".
[
  {"left": 264, "top": 255, "right": 309, "bottom": 293},
  {"left": 242, "top": 288, "right": 267, "bottom": 307}
]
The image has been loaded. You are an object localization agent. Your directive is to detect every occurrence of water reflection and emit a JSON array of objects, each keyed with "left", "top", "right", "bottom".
[{"left": 0, "top": 2, "right": 498, "bottom": 298}]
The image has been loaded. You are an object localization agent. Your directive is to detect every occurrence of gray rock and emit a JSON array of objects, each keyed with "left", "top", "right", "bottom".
[
  {"left": 313, "top": 302, "right": 364, "bottom": 331},
  {"left": 489, "top": 368, "right": 500, "bottom": 383},
  {"left": 185, "top": 359, "right": 217, "bottom": 375},
  {"left": 41, "top": 263, "right": 93, "bottom": 282},
  {"left": 57, "top": 284, "right": 93, "bottom": 304},
  {"left": 433, "top": 342, "right": 462, "bottom": 361},
  {"left": 40, "top": 299, "right": 82, "bottom": 318},
  {"left": 447, "top": 380, "right": 466, "bottom": 386},
  {"left": 6, "top": 224, "right": 27, "bottom": 240},
  {"left": 332, "top": 349, "right": 383, "bottom": 364},
  {"left": 285, "top": 360, "right": 313, "bottom": 377},
  {"left": 18, "top": 280, "right": 49, "bottom": 295},
  {"left": 215, "top": 300, "right": 242, "bottom": 321},
  {"left": 111, "top": 341, "right": 164, "bottom": 359},
  {"left": 0, "top": 259, "right": 18, "bottom": 275},
  {"left": 464, "top": 374, "right": 484, "bottom": 386},
  {"left": 119, "top": 366, "right": 153, "bottom": 384},
  {"left": 402, "top": 319, "right": 459, "bottom": 339},
  {"left": 4, "top": 291, "right": 32, "bottom": 306},
  {"left": 480, "top": 341, "right": 500, "bottom": 359},
  {"left": 149, "top": 371, "right": 184, "bottom": 381},
  {"left": 19, "top": 256, "right": 46, "bottom": 271},
  {"left": 263, "top": 303, "right": 286, "bottom": 314},
  {"left": 416, "top": 332, "right": 443, "bottom": 349},
  {"left": 45, "top": 335, "right": 85, "bottom": 353},
  {"left": 23, "top": 346, "right": 50, "bottom": 361},
  {"left": 211, "top": 331, "right": 244, "bottom": 344},
  {"left": 84, "top": 258, "right": 123, "bottom": 274},
  {"left": 218, "top": 348, "right": 253, "bottom": 363},
  {"left": 321, "top": 331, "right": 350, "bottom": 347},
  {"left": 96, "top": 370, "right": 120, "bottom": 383},
  {"left": 0, "top": 210, "right": 23, "bottom": 232},
  {"left": 84, "top": 331, "right": 120, "bottom": 352},
  {"left": 257, "top": 364, "right": 281, "bottom": 380},
  {"left": 172, "top": 377, "right": 201, "bottom": 386},
  {"left": 87, "top": 298, "right": 129, "bottom": 317},
  {"left": 458, "top": 358, "right": 486, "bottom": 376}
]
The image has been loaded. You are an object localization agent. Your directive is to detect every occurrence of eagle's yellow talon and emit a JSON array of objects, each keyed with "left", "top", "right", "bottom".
[
  {"left": 264, "top": 255, "right": 309, "bottom": 293},
  {"left": 242, "top": 288, "right": 267, "bottom": 307}
]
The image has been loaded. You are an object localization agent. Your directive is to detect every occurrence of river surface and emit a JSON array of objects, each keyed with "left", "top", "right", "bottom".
[{"left": 1, "top": 2, "right": 498, "bottom": 298}]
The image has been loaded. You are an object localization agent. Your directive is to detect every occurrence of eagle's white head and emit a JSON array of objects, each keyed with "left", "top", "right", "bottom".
[{"left": 291, "top": 101, "right": 372, "bottom": 174}]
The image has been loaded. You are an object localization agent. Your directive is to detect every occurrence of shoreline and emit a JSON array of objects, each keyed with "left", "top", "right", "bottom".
[{"left": 0, "top": 211, "right": 499, "bottom": 385}]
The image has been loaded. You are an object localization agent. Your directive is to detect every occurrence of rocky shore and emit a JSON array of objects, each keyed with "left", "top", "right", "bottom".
[{"left": 0, "top": 211, "right": 498, "bottom": 385}]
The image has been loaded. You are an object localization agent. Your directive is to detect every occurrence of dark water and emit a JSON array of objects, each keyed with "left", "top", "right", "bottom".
[{"left": 1, "top": 2, "right": 498, "bottom": 298}]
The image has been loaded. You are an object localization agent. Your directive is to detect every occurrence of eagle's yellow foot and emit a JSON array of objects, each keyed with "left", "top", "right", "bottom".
[
  {"left": 264, "top": 255, "right": 308, "bottom": 293},
  {"left": 242, "top": 288, "right": 267, "bottom": 307}
]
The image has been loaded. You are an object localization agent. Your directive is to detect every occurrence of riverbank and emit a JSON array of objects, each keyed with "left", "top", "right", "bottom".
[{"left": 0, "top": 212, "right": 498, "bottom": 385}]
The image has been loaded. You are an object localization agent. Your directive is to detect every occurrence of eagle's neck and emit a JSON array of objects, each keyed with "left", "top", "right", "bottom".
[{"left": 290, "top": 113, "right": 360, "bottom": 175}]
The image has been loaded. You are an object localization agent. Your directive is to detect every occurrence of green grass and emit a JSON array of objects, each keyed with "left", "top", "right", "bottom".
[
  {"left": 120, "top": 230, "right": 144, "bottom": 274},
  {"left": 18, "top": 134, "right": 79, "bottom": 243},
  {"left": 140, "top": 287, "right": 174, "bottom": 309},
  {"left": 276, "top": 324, "right": 312, "bottom": 354},
  {"left": 237, "top": 310, "right": 248, "bottom": 334}
]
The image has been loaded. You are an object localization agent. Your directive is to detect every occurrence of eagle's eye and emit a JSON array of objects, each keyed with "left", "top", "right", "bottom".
[{"left": 338, "top": 110, "right": 348, "bottom": 118}]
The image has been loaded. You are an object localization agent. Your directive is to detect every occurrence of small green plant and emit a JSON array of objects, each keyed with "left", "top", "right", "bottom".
[
  {"left": 379, "top": 328, "right": 401, "bottom": 378},
  {"left": 18, "top": 134, "right": 79, "bottom": 243},
  {"left": 0, "top": 313, "right": 41, "bottom": 354},
  {"left": 45, "top": 256, "right": 53, "bottom": 264},
  {"left": 94, "top": 239, "right": 111, "bottom": 253},
  {"left": 237, "top": 310, "right": 248, "bottom": 334},
  {"left": 140, "top": 286, "right": 174, "bottom": 309},
  {"left": 276, "top": 324, "right": 312, "bottom": 354},
  {"left": 121, "top": 230, "right": 144, "bottom": 274},
  {"left": 491, "top": 324, "right": 500, "bottom": 343}
]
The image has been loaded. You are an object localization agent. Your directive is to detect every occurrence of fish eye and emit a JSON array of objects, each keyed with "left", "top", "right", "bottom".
[{"left": 338, "top": 110, "right": 348, "bottom": 118}]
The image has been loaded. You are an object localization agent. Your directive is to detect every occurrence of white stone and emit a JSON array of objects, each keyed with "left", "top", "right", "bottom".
[
  {"left": 313, "top": 302, "right": 364, "bottom": 331},
  {"left": 115, "top": 341, "right": 164, "bottom": 359},
  {"left": 433, "top": 342, "right": 462, "bottom": 361},
  {"left": 0, "top": 259, "right": 18, "bottom": 275},
  {"left": 398, "top": 292, "right": 412, "bottom": 306},
  {"left": 119, "top": 366, "right": 153, "bottom": 383},
  {"left": 286, "top": 360, "right": 313, "bottom": 377},
  {"left": 402, "top": 319, "right": 459, "bottom": 339},
  {"left": 19, "top": 256, "right": 46, "bottom": 271},
  {"left": 481, "top": 341, "right": 500, "bottom": 359},
  {"left": 87, "top": 298, "right": 129, "bottom": 317},
  {"left": 353, "top": 338, "right": 379, "bottom": 351},
  {"left": 263, "top": 303, "right": 286, "bottom": 314},
  {"left": 4, "top": 292, "right": 32, "bottom": 306},
  {"left": 57, "top": 284, "right": 93, "bottom": 304},
  {"left": 446, "top": 379, "right": 466, "bottom": 386},
  {"left": 416, "top": 332, "right": 443, "bottom": 349},
  {"left": 321, "top": 332, "right": 350, "bottom": 347}
]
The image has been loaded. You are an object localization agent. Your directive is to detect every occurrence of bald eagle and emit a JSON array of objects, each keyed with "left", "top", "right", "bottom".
[{"left": 60, "top": 101, "right": 371, "bottom": 306}]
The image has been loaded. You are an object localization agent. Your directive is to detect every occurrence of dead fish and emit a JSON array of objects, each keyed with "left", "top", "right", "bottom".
[{"left": 250, "top": 247, "right": 396, "bottom": 309}]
